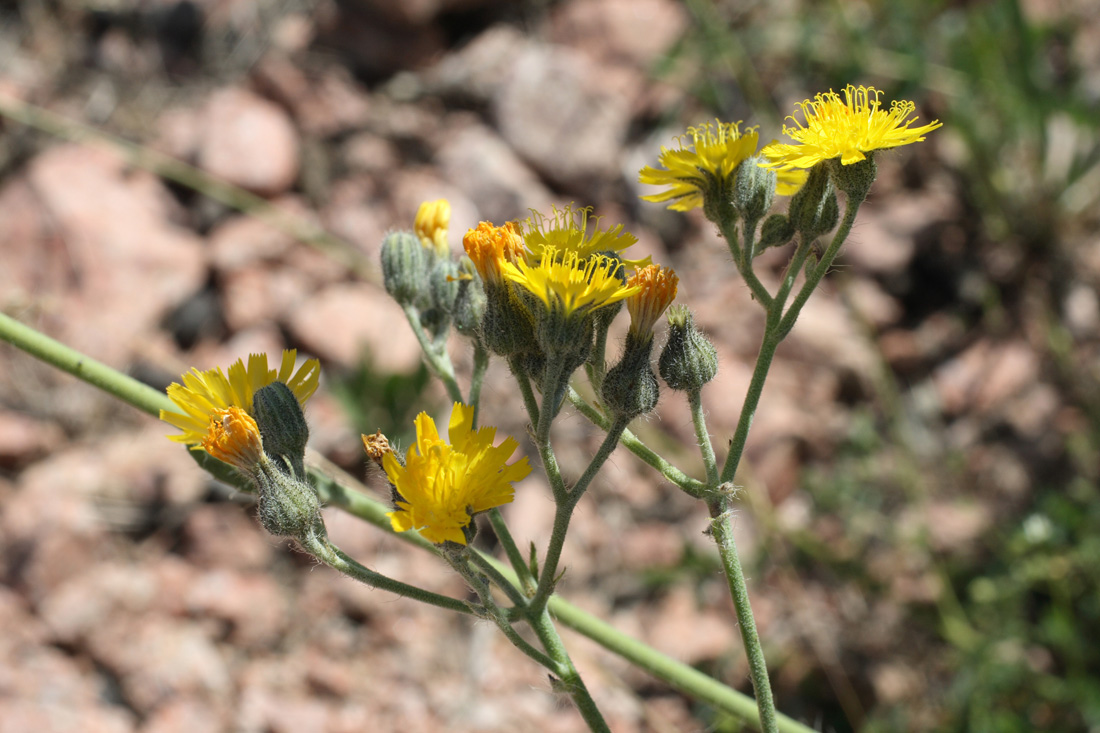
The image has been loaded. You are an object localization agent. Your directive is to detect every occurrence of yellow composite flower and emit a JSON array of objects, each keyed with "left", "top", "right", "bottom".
[
  {"left": 161, "top": 349, "right": 321, "bottom": 446},
  {"left": 383, "top": 403, "right": 532, "bottom": 545},
  {"left": 202, "top": 407, "right": 265, "bottom": 472},
  {"left": 626, "top": 264, "right": 679, "bottom": 339},
  {"left": 521, "top": 205, "right": 645, "bottom": 265},
  {"left": 638, "top": 122, "right": 808, "bottom": 209},
  {"left": 502, "top": 247, "right": 640, "bottom": 321},
  {"left": 415, "top": 199, "right": 451, "bottom": 256},
  {"left": 761, "top": 85, "right": 943, "bottom": 170},
  {"left": 462, "top": 220, "right": 525, "bottom": 284}
]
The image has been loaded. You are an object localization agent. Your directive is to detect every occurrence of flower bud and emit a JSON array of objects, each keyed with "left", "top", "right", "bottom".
[
  {"left": 601, "top": 331, "right": 659, "bottom": 420},
  {"left": 659, "top": 306, "right": 718, "bottom": 393},
  {"left": 758, "top": 213, "right": 795, "bottom": 251},
  {"left": 421, "top": 256, "right": 459, "bottom": 340},
  {"left": 381, "top": 230, "right": 432, "bottom": 308},
  {"left": 452, "top": 261, "right": 486, "bottom": 338},
  {"left": 732, "top": 156, "right": 776, "bottom": 223},
  {"left": 788, "top": 164, "right": 838, "bottom": 237},
  {"left": 254, "top": 458, "right": 325, "bottom": 542},
  {"left": 481, "top": 281, "right": 538, "bottom": 356},
  {"left": 252, "top": 382, "right": 309, "bottom": 480}
]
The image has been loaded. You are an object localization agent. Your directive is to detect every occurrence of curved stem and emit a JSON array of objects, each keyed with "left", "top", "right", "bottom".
[
  {"left": 488, "top": 507, "right": 536, "bottom": 594},
  {"left": 467, "top": 546, "right": 529, "bottom": 608},
  {"left": 301, "top": 534, "right": 474, "bottom": 615},
  {"left": 778, "top": 196, "right": 863, "bottom": 338},
  {"left": 447, "top": 553, "right": 561, "bottom": 673},
  {"left": 401, "top": 304, "right": 463, "bottom": 403},
  {"left": 719, "top": 217, "right": 772, "bottom": 308},
  {"left": 529, "top": 417, "right": 628, "bottom": 616},
  {"left": 689, "top": 389, "right": 719, "bottom": 487},
  {"left": 567, "top": 387, "right": 705, "bottom": 497},
  {"left": 718, "top": 315, "right": 782, "bottom": 486},
  {"left": 530, "top": 608, "right": 611, "bottom": 733}
]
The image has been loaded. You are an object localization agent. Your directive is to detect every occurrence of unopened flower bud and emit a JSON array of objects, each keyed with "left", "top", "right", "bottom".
[
  {"left": 732, "top": 156, "right": 776, "bottom": 223},
  {"left": 601, "top": 331, "right": 659, "bottom": 420},
  {"left": 452, "top": 261, "right": 486, "bottom": 338},
  {"left": 788, "top": 165, "right": 838, "bottom": 237},
  {"left": 758, "top": 213, "right": 795, "bottom": 251},
  {"left": 659, "top": 306, "right": 718, "bottom": 393},
  {"left": 252, "top": 382, "right": 309, "bottom": 480},
  {"left": 381, "top": 230, "right": 431, "bottom": 308},
  {"left": 254, "top": 459, "right": 325, "bottom": 542},
  {"left": 481, "top": 281, "right": 538, "bottom": 356}
]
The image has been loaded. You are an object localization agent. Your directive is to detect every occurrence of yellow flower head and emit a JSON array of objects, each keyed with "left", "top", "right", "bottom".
[
  {"left": 521, "top": 205, "right": 645, "bottom": 265},
  {"left": 761, "top": 85, "right": 943, "bottom": 170},
  {"left": 161, "top": 350, "right": 320, "bottom": 446},
  {"left": 203, "top": 407, "right": 265, "bottom": 472},
  {"left": 415, "top": 199, "right": 451, "bottom": 256},
  {"left": 462, "top": 221, "right": 525, "bottom": 284},
  {"left": 626, "top": 264, "right": 679, "bottom": 339},
  {"left": 383, "top": 403, "right": 532, "bottom": 545},
  {"left": 502, "top": 248, "right": 640, "bottom": 321}
]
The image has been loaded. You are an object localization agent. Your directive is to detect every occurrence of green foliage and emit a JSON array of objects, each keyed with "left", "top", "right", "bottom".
[{"left": 326, "top": 352, "right": 433, "bottom": 447}]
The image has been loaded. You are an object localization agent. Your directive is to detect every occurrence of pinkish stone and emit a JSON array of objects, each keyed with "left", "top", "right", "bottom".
[{"left": 198, "top": 88, "right": 300, "bottom": 196}]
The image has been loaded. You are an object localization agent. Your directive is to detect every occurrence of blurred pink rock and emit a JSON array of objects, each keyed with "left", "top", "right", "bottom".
[
  {"left": 199, "top": 88, "right": 300, "bottom": 196},
  {"left": 11, "top": 145, "right": 205, "bottom": 367},
  {"left": 286, "top": 283, "right": 422, "bottom": 372}
]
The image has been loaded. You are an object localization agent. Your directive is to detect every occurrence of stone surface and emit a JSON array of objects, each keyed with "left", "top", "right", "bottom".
[
  {"left": 198, "top": 87, "right": 300, "bottom": 196},
  {"left": 286, "top": 283, "right": 423, "bottom": 371},
  {"left": 493, "top": 43, "right": 632, "bottom": 189}
]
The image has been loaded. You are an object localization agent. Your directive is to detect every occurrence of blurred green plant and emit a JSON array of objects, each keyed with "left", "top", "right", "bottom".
[{"left": 326, "top": 353, "right": 433, "bottom": 446}]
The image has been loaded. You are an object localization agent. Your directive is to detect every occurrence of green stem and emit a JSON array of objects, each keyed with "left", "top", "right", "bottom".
[
  {"left": 509, "top": 355, "right": 541, "bottom": 426},
  {"left": 719, "top": 216, "right": 772, "bottom": 307},
  {"left": 772, "top": 234, "right": 815, "bottom": 314},
  {"left": 447, "top": 553, "right": 562, "bottom": 672},
  {"left": 530, "top": 608, "right": 611, "bottom": 733},
  {"left": 778, "top": 196, "right": 863, "bottom": 338},
  {"left": 689, "top": 389, "right": 719, "bottom": 487},
  {"left": 718, "top": 313, "right": 782, "bottom": 486},
  {"left": 567, "top": 387, "right": 705, "bottom": 497},
  {"left": 302, "top": 534, "right": 474, "bottom": 615},
  {"left": 469, "top": 342, "right": 491, "bottom": 423},
  {"left": 401, "top": 304, "right": 463, "bottom": 403},
  {"left": 0, "top": 312, "right": 173, "bottom": 416},
  {"left": 537, "top": 357, "right": 570, "bottom": 447},
  {"left": 708, "top": 498, "right": 778, "bottom": 733},
  {"left": 488, "top": 507, "right": 536, "bottom": 594},
  {"left": 529, "top": 417, "right": 629, "bottom": 616},
  {"left": 467, "top": 547, "right": 529, "bottom": 608}
]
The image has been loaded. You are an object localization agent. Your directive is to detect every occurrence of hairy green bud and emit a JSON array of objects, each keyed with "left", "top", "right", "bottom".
[
  {"left": 788, "top": 164, "right": 839, "bottom": 237},
  {"left": 601, "top": 331, "right": 659, "bottom": 420},
  {"left": 254, "top": 458, "right": 324, "bottom": 543},
  {"left": 380, "top": 230, "right": 431, "bottom": 308},
  {"left": 252, "top": 382, "right": 309, "bottom": 481},
  {"left": 659, "top": 306, "right": 718, "bottom": 393},
  {"left": 758, "top": 213, "right": 796, "bottom": 251},
  {"left": 452, "top": 260, "right": 486, "bottom": 338},
  {"left": 732, "top": 157, "right": 776, "bottom": 224}
]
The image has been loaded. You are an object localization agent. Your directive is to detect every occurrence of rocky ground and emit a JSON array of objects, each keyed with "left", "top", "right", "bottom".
[{"left": 2, "top": 1, "right": 1098, "bottom": 732}]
